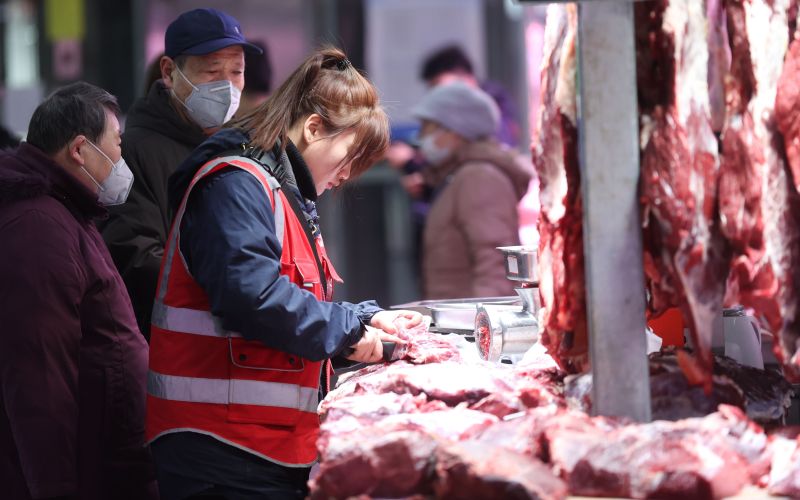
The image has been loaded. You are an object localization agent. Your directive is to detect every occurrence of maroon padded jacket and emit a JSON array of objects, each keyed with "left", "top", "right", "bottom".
[{"left": 0, "top": 143, "right": 157, "bottom": 500}]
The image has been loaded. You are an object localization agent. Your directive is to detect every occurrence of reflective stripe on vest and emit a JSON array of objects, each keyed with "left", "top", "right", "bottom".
[
  {"left": 148, "top": 153, "right": 327, "bottom": 465},
  {"left": 151, "top": 300, "right": 241, "bottom": 338},
  {"left": 148, "top": 371, "right": 318, "bottom": 412},
  {"left": 149, "top": 155, "right": 316, "bottom": 413}
]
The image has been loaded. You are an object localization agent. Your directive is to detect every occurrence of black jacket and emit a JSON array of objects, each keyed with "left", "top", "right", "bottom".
[{"left": 100, "top": 80, "right": 206, "bottom": 340}]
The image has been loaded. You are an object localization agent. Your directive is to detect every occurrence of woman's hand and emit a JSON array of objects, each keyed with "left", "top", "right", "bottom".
[
  {"left": 370, "top": 310, "right": 424, "bottom": 334},
  {"left": 344, "top": 327, "right": 405, "bottom": 363}
]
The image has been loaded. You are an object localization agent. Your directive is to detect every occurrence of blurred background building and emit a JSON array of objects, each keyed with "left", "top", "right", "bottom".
[{"left": 0, "top": 0, "right": 546, "bottom": 307}]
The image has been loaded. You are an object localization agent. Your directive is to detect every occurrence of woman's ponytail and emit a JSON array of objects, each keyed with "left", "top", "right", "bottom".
[{"left": 229, "top": 46, "right": 389, "bottom": 175}]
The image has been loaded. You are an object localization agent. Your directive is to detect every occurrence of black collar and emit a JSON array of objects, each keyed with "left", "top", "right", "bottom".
[{"left": 284, "top": 140, "right": 317, "bottom": 202}]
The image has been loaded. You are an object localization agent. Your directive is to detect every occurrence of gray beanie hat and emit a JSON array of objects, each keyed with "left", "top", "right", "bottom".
[{"left": 412, "top": 81, "right": 500, "bottom": 141}]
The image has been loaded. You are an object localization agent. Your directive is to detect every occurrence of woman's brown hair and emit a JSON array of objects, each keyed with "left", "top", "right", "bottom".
[{"left": 229, "top": 46, "right": 389, "bottom": 177}]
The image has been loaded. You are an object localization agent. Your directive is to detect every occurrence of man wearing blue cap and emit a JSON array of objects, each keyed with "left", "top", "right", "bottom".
[{"left": 101, "top": 8, "right": 262, "bottom": 341}]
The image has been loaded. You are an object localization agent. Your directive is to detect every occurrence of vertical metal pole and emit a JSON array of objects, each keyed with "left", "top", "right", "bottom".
[{"left": 577, "top": 0, "right": 651, "bottom": 422}]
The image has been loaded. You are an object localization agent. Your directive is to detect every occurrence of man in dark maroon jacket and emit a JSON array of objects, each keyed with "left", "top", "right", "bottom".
[{"left": 0, "top": 82, "right": 157, "bottom": 499}]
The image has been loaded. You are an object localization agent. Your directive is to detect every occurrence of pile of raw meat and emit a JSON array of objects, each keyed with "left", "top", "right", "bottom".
[
  {"left": 310, "top": 326, "right": 799, "bottom": 499},
  {"left": 566, "top": 348, "right": 793, "bottom": 428},
  {"left": 534, "top": 0, "right": 800, "bottom": 383}
]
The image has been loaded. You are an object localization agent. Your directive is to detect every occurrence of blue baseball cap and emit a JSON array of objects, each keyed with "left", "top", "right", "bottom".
[{"left": 165, "top": 8, "right": 263, "bottom": 59}]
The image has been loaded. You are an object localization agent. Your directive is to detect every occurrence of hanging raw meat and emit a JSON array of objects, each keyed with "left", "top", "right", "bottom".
[
  {"left": 636, "top": 0, "right": 727, "bottom": 390},
  {"left": 708, "top": 0, "right": 732, "bottom": 133},
  {"left": 533, "top": 4, "right": 588, "bottom": 373},
  {"left": 771, "top": 5, "right": 800, "bottom": 380},
  {"left": 721, "top": 0, "right": 800, "bottom": 380}
]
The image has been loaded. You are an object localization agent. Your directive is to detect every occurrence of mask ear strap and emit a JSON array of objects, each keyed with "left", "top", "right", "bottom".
[
  {"left": 174, "top": 65, "right": 198, "bottom": 91},
  {"left": 170, "top": 88, "right": 193, "bottom": 112},
  {"left": 87, "top": 140, "right": 112, "bottom": 163},
  {"left": 80, "top": 165, "right": 103, "bottom": 190}
]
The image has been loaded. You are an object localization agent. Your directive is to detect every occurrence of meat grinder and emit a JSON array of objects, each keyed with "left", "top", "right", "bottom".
[{"left": 475, "top": 246, "right": 540, "bottom": 362}]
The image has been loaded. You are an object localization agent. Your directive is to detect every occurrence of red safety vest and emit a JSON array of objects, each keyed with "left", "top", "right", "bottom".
[{"left": 146, "top": 154, "right": 341, "bottom": 467}]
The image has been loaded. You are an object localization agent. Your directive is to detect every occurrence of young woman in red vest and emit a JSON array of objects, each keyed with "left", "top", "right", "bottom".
[{"left": 146, "top": 46, "right": 422, "bottom": 499}]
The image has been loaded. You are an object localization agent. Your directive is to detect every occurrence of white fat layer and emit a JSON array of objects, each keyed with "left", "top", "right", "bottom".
[
  {"left": 693, "top": 440, "right": 725, "bottom": 477},
  {"left": 555, "top": 4, "right": 578, "bottom": 126},
  {"left": 664, "top": 0, "right": 712, "bottom": 125},
  {"left": 541, "top": 4, "right": 568, "bottom": 75},
  {"left": 769, "top": 437, "right": 797, "bottom": 486},
  {"left": 748, "top": 0, "right": 790, "bottom": 122},
  {"left": 748, "top": 0, "right": 791, "bottom": 293},
  {"left": 536, "top": 4, "right": 573, "bottom": 224},
  {"left": 640, "top": 114, "right": 655, "bottom": 150},
  {"left": 533, "top": 3, "right": 566, "bottom": 158},
  {"left": 639, "top": 0, "right": 721, "bottom": 353},
  {"left": 666, "top": 0, "right": 719, "bottom": 183}
]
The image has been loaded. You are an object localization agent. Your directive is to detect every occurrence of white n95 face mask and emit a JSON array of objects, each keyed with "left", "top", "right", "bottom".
[
  {"left": 82, "top": 141, "right": 134, "bottom": 206},
  {"left": 418, "top": 132, "right": 452, "bottom": 166},
  {"left": 174, "top": 66, "right": 241, "bottom": 129}
]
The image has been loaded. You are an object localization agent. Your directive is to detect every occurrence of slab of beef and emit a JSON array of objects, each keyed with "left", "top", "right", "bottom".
[
  {"left": 433, "top": 440, "right": 567, "bottom": 500},
  {"left": 512, "top": 364, "right": 566, "bottom": 388},
  {"left": 310, "top": 428, "right": 437, "bottom": 499},
  {"left": 764, "top": 428, "right": 800, "bottom": 496},
  {"left": 320, "top": 403, "right": 497, "bottom": 452},
  {"left": 545, "top": 405, "right": 766, "bottom": 499},
  {"left": 776, "top": 34, "right": 800, "bottom": 190},
  {"left": 473, "top": 405, "right": 769, "bottom": 498},
  {"left": 313, "top": 406, "right": 498, "bottom": 499},
  {"left": 319, "top": 391, "right": 434, "bottom": 423},
  {"left": 636, "top": 0, "right": 727, "bottom": 391},
  {"left": 468, "top": 365, "right": 565, "bottom": 418},
  {"left": 531, "top": 0, "right": 800, "bottom": 384},
  {"left": 707, "top": 354, "right": 793, "bottom": 426},
  {"left": 468, "top": 389, "right": 540, "bottom": 419},
  {"left": 533, "top": 4, "right": 588, "bottom": 374},
  {"left": 389, "top": 324, "right": 461, "bottom": 364},
  {"left": 772, "top": 19, "right": 800, "bottom": 380},
  {"left": 317, "top": 392, "right": 448, "bottom": 451},
  {"left": 474, "top": 406, "right": 624, "bottom": 468},
  {"left": 324, "top": 361, "right": 516, "bottom": 407},
  {"left": 324, "top": 360, "right": 565, "bottom": 420},
  {"left": 312, "top": 421, "right": 567, "bottom": 500},
  {"left": 565, "top": 349, "right": 792, "bottom": 426},
  {"left": 720, "top": 0, "right": 800, "bottom": 381},
  {"left": 563, "top": 367, "right": 745, "bottom": 422},
  {"left": 472, "top": 406, "right": 563, "bottom": 458}
]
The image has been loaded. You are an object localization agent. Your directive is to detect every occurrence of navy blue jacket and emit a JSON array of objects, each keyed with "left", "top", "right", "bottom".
[{"left": 168, "top": 128, "right": 381, "bottom": 361}]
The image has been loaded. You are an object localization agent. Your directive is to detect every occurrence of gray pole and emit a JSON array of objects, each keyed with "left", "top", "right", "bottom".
[{"left": 576, "top": 0, "right": 651, "bottom": 422}]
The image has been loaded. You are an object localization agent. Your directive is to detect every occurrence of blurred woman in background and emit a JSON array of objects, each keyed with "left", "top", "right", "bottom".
[{"left": 413, "top": 81, "right": 534, "bottom": 300}]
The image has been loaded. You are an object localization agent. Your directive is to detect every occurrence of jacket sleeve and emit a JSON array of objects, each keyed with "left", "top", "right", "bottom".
[
  {"left": 0, "top": 209, "right": 83, "bottom": 498},
  {"left": 180, "top": 168, "right": 364, "bottom": 361},
  {"left": 337, "top": 300, "right": 383, "bottom": 325},
  {"left": 456, "top": 163, "right": 520, "bottom": 297},
  {"left": 99, "top": 144, "right": 167, "bottom": 339}
]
